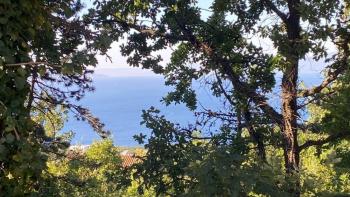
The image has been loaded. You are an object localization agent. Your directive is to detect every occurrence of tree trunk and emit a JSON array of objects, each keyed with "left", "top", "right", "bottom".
[
  {"left": 281, "top": 63, "right": 300, "bottom": 196},
  {"left": 282, "top": 1, "right": 301, "bottom": 196},
  {"left": 281, "top": 60, "right": 299, "bottom": 176}
]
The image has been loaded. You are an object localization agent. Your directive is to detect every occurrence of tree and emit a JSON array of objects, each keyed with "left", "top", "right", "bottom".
[
  {"left": 0, "top": 0, "right": 108, "bottom": 194},
  {"left": 42, "top": 139, "right": 155, "bottom": 197},
  {"left": 89, "top": 0, "right": 350, "bottom": 196},
  {"left": 42, "top": 139, "right": 123, "bottom": 196}
]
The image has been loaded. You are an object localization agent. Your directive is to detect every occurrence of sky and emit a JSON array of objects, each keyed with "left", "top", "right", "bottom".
[
  {"left": 68, "top": 0, "right": 333, "bottom": 145},
  {"left": 82, "top": 0, "right": 332, "bottom": 78},
  {"left": 88, "top": 0, "right": 213, "bottom": 78}
]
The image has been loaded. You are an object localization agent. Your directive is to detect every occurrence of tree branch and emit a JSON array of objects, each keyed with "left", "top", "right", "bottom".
[
  {"left": 104, "top": 14, "right": 284, "bottom": 127},
  {"left": 243, "top": 102, "right": 267, "bottom": 161},
  {"left": 297, "top": 90, "right": 336, "bottom": 109},
  {"left": 172, "top": 16, "right": 284, "bottom": 126},
  {"left": 214, "top": 70, "right": 235, "bottom": 107},
  {"left": 4, "top": 61, "right": 47, "bottom": 66},
  {"left": 300, "top": 37, "right": 350, "bottom": 97},
  {"left": 262, "top": 0, "right": 288, "bottom": 23},
  {"left": 299, "top": 64, "right": 348, "bottom": 97},
  {"left": 299, "top": 131, "right": 350, "bottom": 150},
  {"left": 100, "top": 18, "right": 187, "bottom": 41},
  {"left": 4, "top": 61, "right": 62, "bottom": 70},
  {"left": 27, "top": 70, "right": 38, "bottom": 110}
]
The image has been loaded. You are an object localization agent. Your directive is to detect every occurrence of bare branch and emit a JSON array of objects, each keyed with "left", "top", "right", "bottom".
[
  {"left": 4, "top": 61, "right": 47, "bottom": 66},
  {"left": 27, "top": 71, "right": 38, "bottom": 110},
  {"left": 4, "top": 61, "right": 63, "bottom": 70},
  {"left": 214, "top": 70, "right": 235, "bottom": 107}
]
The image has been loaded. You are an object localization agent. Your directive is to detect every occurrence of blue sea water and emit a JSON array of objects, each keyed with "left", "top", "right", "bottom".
[
  {"left": 63, "top": 74, "right": 221, "bottom": 146},
  {"left": 63, "top": 71, "right": 323, "bottom": 146}
]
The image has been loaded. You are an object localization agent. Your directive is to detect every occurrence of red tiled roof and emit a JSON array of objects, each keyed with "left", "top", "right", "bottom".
[{"left": 120, "top": 154, "right": 140, "bottom": 167}]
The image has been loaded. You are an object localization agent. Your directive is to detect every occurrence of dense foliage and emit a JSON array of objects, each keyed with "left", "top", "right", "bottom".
[
  {"left": 129, "top": 108, "right": 350, "bottom": 196},
  {"left": 88, "top": 0, "right": 350, "bottom": 196},
  {"left": 42, "top": 139, "right": 124, "bottom": 196},
  {"left": 1, "top": 0, "right": 350, "bottom": 196},
  {"left": 0, "top": 0, "right": 108, "bottom": 195}
]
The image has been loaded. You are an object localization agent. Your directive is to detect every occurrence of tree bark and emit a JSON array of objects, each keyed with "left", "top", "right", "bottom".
[
  {"left": 281, "top": 65, "right": 299, "bottom": 173},
  {"left": 282, "top": 1, "right": 301, "bottom": 196},
  {"left": 281, "top": 62, "right": 300, "bottom": 196}
]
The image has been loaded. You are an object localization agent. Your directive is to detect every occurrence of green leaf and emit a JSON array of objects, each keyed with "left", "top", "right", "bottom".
[
  {"left": 16, "top": 67, "right": 27, "bottom": 77},
  {"left": 5, "top": 134, "right": 15, "bottom": 143},
  {"left": 0, "top": 17, "right": 8, "bottom": 24},
  {"left": 14, "top": 76, "right": 26, "bottom": 90},
  {"left": 38, "top": 66, "right": 46, "bottom": 76},
  {"left": 0, "top": 144, "right": 6, "bottom": 156}
]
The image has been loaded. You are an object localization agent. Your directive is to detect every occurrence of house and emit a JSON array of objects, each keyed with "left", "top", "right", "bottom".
[{"left": 120, "top": 150, "right": 140, "bottom": 167}]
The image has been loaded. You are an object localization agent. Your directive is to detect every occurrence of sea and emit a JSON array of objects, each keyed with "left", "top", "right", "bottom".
[{"left": 62, "top": 68, "right": 323, "bottom": 146}]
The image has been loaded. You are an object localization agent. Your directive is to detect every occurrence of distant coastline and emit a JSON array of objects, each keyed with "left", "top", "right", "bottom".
[{"left": 63, "top": 71, "right": 322, "bottom": 146}]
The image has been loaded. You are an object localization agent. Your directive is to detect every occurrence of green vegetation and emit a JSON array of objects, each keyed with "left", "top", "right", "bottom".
[
  {"left": 0, "top": 0, "right": 108, "bottom": 195},
  {"left": 43, "top": 139, "right": 135, "bottom": 196},
  {"left": 0, "top": 0, "right": 350, "bottom": 196}
]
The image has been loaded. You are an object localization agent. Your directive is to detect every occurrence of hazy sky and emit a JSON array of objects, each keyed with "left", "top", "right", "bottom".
[
  {"left": 89, "top": 0, "right": 213, "bottom": 77},
  {"left": 83, "top": 0, "right": 331, "bottom": 78}
]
